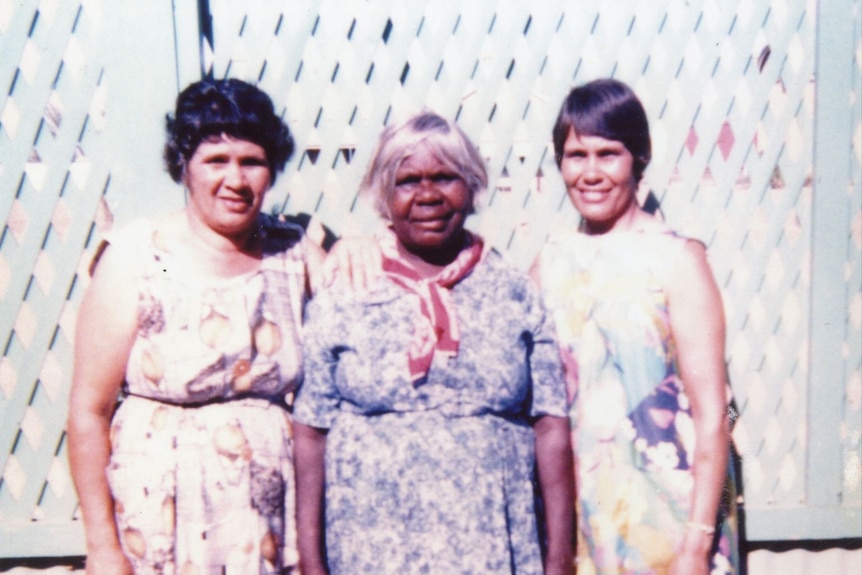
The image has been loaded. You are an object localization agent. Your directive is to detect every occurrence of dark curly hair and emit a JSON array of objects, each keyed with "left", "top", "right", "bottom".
[
  {"left": 164, "top": 78, "right": 294, "bottom": 184},
  {"left": 552, "top": 78, "right": 651, "bottom": 182}
]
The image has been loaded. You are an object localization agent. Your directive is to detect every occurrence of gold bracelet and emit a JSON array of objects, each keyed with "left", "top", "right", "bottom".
[{"left": 685, "top": 521, "right": 716, "bottom": 535}]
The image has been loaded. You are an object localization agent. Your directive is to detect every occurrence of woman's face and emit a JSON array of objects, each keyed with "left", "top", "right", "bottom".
[
  {"left": 387, "top": 145, "right": 472, "bottom": 262},
  {"left": 184, "top": 134, "right": 271, "bottom": 239},
  {"left": 560, "top": 129, "right": 639, "bottom": 234}
]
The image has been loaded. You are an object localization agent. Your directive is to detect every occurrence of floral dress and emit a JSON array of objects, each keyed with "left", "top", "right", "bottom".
[
  {"left": 105, "top": 214, "right": 308, "bottom": 575},
  {"left": 294, "top": 249, "right": 567, "bottom": 575},
  {"left": 538, "top": 225, "right": 739, "bottom": 575}
]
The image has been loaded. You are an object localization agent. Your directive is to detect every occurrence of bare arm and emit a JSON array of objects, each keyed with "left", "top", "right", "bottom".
[
  {"left": 532, "top": 248, "right": 577, "bottom": 574},
  {"left": 534, "top": 415, "right": 575, "bottom": 575},
  {"left": 294, "top": 422, "right": 329, "bottom": 575},
  {"left": 67, "top": 243, "right": 138, "bottom": 575},
  {"left": 666, "top": 240, "right": 730, "bottom": 575}
]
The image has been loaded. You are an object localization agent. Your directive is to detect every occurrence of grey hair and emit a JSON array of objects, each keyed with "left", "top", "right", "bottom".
[{"left": 359, "top": 111, "right": 488, "bottom": 219}]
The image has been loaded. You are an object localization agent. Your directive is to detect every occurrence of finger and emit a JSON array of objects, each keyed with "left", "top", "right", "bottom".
[
  {"left": 362, "top": 238, "right": 383, "bottom": 289},
  {"left": 334, "top": 241, "right": 353, "bottom": 289},
  {"left": 322, "top": 243, "right": 342, "bottom": 288}
]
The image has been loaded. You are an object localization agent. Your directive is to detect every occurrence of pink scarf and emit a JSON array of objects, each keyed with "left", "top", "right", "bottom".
[{"left": 379, "top": 229, "right": 485, "bottom": 384}]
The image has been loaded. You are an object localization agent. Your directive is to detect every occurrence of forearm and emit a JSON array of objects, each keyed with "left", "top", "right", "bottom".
[
  {"left": 686, "top": 414, "right": 730, "bottom": 543},
  {"left": 294, "top": 422, "right": 328, "bottom": 573},
  {"left": 534, "top": 415, "right": 575, "bottom": 573},
  {"left": 666, "top": 240, "right": 732, "bottom": 560},
  {"left": 67, "top": 409, "right": 122, "bottom": 552}
]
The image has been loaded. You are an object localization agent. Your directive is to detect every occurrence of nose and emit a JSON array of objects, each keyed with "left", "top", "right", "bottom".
[
  {"left": 414, "top": 177, "right": 444, "bottom": 202},
  {"left": 580, "top": 156, "right": 603, "bottom": 184},
  {"left": 224, "top": 160, "right": 248, "bottom": 189}
]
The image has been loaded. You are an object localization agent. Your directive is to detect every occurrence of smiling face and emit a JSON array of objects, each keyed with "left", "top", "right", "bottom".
[
  {"left": 387, "top": 145, "right": 472, "bottom": 265},
  {"left": 183, "top": 134, "right": 271, "bottom": 242},
  {"left": 560, "top": 129, "right": 639, "bottom": 235}
]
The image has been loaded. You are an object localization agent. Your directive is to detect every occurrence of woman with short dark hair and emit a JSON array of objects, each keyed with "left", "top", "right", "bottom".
[
  {"left": 68, "top": 78, "right": 319, "bottom": 575},
  {"left": 534, "top": 78, "right": 740, "bottom": 574}
]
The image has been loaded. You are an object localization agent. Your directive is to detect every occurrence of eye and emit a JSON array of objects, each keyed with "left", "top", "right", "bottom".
[
  {"left": 564, "top": 149, "right": 586, "bottom": 159},
  {"left": 431, "top": 172, "right": 460, "bottom": 184},
  {"left": 241, "top": 156, "right": 268, "bottom": 167},
  {"left": 203, "top": 154, "right": 229, "bottom": 164},
  {"left": 395, "top": 174, "right": 421, "bottom": 188}
]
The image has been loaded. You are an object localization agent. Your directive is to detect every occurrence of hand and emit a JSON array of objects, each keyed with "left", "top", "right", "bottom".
[
  {"left": 85, "top": 546, "right": 134, "bottom": 575},
  {"left": 299, "top": 565, "right": 329, "bottom": 575},
  {"left": 323, "top": 236, "right": 381, "bottom": 291},
  {"left": 668, "top": 546, "right": 711, "bottom": 575},
  {"left": 544, "top": 557, "right": 575, "bottom": 575}
]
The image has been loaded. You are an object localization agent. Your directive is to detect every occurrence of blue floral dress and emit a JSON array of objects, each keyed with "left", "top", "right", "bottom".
[
  {"left": 538, "top": 225, "right": 739, "bottom": 575},
  {"left": 294, "top": 249, "right": 567, "bottom": 575},
  {"left": 105, "top": 214, "right": 309, "bottom": 575}
]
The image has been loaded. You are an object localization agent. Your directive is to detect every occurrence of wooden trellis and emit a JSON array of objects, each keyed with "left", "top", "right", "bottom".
[{"left": 0, "top": 0, "right": 859, "bottom": 557}]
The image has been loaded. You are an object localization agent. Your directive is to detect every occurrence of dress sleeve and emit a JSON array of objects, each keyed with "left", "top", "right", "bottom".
[
  {"left": 526, "top": 280, "right": 568, "bottom": 419},
  {"left": 294, "top": 292, "right": 342, "bottom": 429}
]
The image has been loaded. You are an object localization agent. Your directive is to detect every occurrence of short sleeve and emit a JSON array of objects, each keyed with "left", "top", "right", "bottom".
[
  {"left": 525, "top": 279, "right": 568, "bottom": 419},
  {"left": 293, "top": 292, "right": 342, "bottom": 429}
]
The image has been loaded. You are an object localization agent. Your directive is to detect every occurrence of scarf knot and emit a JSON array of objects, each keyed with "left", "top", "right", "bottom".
[{"left": 379, "top": 229, "right": 484, "bottom": 384}]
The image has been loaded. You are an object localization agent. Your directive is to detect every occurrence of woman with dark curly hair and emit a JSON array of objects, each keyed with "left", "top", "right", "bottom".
[{"left": 68, "top": 78, "right": 321, "bottom": 574}]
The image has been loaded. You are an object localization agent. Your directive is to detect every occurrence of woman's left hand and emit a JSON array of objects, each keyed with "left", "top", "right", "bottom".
[{"left": 668, "top": 546, "right": 711, "bottom": 575}]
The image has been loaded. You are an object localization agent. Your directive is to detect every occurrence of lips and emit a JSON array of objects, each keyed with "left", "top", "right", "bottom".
[
  {"left": 578, "top": 189, "right": 610, "bottom": 202},
  {"left": 410, "top": 213, "right": 452, "bottom": 231},
  {"left": 219, "top": 195, "right": 253, "bottom": 211}
]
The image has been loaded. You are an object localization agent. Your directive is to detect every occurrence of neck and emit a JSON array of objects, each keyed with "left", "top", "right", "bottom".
[
  {"left": 583, "top": 205, "right": 647, "bottom": 236},
  {"left": 185, "top": 209, "right": 260, "bottom": 256},
  {"left": 397, "top": 233, "right": 467, "bottom": 279}
]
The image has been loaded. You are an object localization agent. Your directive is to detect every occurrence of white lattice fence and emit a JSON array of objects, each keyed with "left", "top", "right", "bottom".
[
  {"left": 203, "top": 0, "right": 851, "bottom": 538},
  {"left": 0, "top": 0, "right": 859, "bottom": 558},
  {"left": 0, "top": 0, "right": 194, "bottom": 556},
  {"left": 845, "top": 0, "right": 862, "bottom": 519},
  {"left": 0, "top": 0, "right": 113, "bottom": 555}
]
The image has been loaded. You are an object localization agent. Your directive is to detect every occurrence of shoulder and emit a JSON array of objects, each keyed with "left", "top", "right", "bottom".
[
  {"left": 670, "top": 237, "right": 712, "bottom": 282},
  {"left": 650, "top": 221, "right": 708, "bottom": 276},
  {"left": 477, "top": 249, "right": 529, "bottom": 282},
  {"left": 103, "top": 218, "right": 155, "bottom": 251},
  {"left": 465, "top": 248, "right": 539, "bottom": 303},
  {"left": 89, "top": 217, "right": 158, "bottom": 276},
  {"left": 259, "top": 213, "right": 306, "bottom": 255}
]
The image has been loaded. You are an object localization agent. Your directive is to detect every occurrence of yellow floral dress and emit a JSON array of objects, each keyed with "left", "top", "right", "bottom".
[
  {"left": 538, "top": 225, "right": 739, "bottom": 575},
  {"left": 105, "top": 214, "right": 308, "bottom": 574}
]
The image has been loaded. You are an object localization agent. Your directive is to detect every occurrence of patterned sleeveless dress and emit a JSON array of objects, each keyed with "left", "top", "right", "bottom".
[
  {"left": 105, "top": 213, "right": 308, "bottom": 575},
  {"left": 538, "top": 225, "right": 739, "bottom": 575}
]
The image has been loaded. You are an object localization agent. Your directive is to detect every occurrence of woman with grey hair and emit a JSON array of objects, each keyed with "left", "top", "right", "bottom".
[{"left": 293, "top": 111, "right": 574, "bottom": 575}]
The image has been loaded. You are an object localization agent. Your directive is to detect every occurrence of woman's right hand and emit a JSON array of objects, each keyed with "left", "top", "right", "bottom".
[
  {"left": 322, "top": 236, "right": 382, "bottom": 291},
  {"left": 85, "top": 545, "right": 134, "bottom": 575}
]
